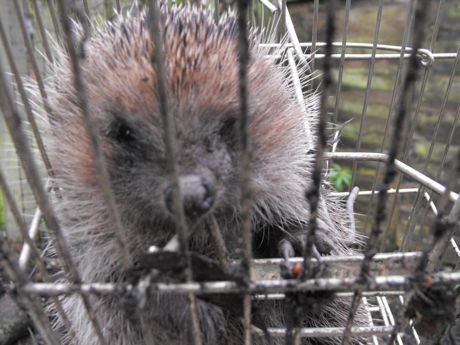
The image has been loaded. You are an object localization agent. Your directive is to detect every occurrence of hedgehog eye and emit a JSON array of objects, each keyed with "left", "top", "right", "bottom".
[
  {"left": 218, "top": 117, "right": 238, "bottom": 144},
  {"left": 107, "top": 120, "right": 136, "bottom": 143}
]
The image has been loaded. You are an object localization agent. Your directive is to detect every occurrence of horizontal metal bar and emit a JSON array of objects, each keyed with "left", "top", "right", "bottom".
[
  {"left": 253, "top": 252, "right": 421, "bottom": 265},
  {"left": 22, "top": 271, "right": 460, "bottom": 297},
  {"left": 255, "top": 326, "right": 394, "bottom": 338},
  {"left": 263, "top": 41, "right": 455, "bottom": 54},
  {"left": 262, "top": 41, "right": 457, "bottom": 63},
  {"left": 325, "top": 152, "right": 459, "bottom": 202},
  {"left": 254, "top": 291, "right": 405, "bottom": 300},
  {"left": 332, "top": 188, "right": 420, "bottom": 197}
]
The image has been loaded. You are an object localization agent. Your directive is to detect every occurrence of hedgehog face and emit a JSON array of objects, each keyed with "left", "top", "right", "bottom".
[
  {"left": 101, "top": 103, "right": 242, "bottom": 229},
  {"left": 42, "top": 6, "right": 313, "bottom": 249}
]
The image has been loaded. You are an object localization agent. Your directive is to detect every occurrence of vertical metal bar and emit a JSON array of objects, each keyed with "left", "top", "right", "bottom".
[
  {"left": 2, "top": 5, "right": 53, "bottom": 174},
  {"left": 388, "top": 193, "right": 460, "bottom": 344},
  {"left": 0, "top": 238, "right": 60, "bottom": 345},
  {"left": 302, "top": 0, "right": 335, "bottom": 276},
  {"left": 0, "top": 41, "right": 108, "bottom": 345},
  {"left": 403, "top": 47, "right": 460, "bottom": 248},
  {"left": 0, "top": 174, "right": 29, "bottom": 243},
  {"left": 362, "top": 0, "right": 416, "bottom": 233},
  {"left": 47, "top": 0, "right": 62, "bottom": 40},
  {"left": 82, "top": 0, "right": 90, "bottom": 16},
  {"left": 349, "top": 0, "right": 384, "bottom": 190},
  {"left": 436, "top": 101, "right": 460, "bottom": 178},
  {"left": 214, "top": 0, "right": 219, "bottom": 22},
  {"left": 13, "top": 1, "right": 48, "bottom": 103},
  {"left": 381, "top": 0, "right": 445, "bottom": 251},
  {"left": 283, "top": 2, "right": 306, "bottom": 64},
  {"left": 427, "top": 0, "right": 444, "bottom": 51},
  {"left": 280, "top": 0, "right": 286, "bottom": 37},
  {"left": 423, "top": 47, "right": 459, "bottom": 173},
  {"left": 261, "top": 2, "right": 265, "bottom": 33},
  {"left": 146, "top": 2, "right": 203, "bottom": 345},
  {"left": 56, "top": 0, "right": 130, "bottom": 268},
  {"left": 342, "top": 0, "right": 431, "bottom": 342},
  {"left": 310, "top": 0, "right": 319, "bottom": 71},
  {"left": 0, "top": 169, "right": 74, "bottom": 336},
  {"left": 236, "top": 0, "right": 253, "bottom": 344},
  {"left": 0, "top": 51, "right": 77, "bottom": 293},
  {"left": 428, "top": 198, "right": 460, "bottom": 271},
  {"left": 332, "top": 0, "right": 351, "bottom": 124},
  {"left": 31, "top": 0, "right": 54, "bottom": 62}
]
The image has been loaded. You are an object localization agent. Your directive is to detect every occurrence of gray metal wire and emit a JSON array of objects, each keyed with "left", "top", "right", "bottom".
[{"left": 0, "top": 1, "right": 458, "bottom": 345}]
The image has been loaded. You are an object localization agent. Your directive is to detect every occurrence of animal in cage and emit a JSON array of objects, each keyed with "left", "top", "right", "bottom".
[{"left": 23, "top": 2, "right": 368, "bottom": 345}]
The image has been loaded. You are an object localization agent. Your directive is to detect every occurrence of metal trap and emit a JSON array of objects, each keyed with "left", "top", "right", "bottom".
[{"left": 0, "top": 0, "right": 459, "bottom": 344}]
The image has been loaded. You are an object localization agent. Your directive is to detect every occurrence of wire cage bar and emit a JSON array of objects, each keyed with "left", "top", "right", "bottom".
[{"left": 0, "top": 0, "right": 459, "bottom": 345}]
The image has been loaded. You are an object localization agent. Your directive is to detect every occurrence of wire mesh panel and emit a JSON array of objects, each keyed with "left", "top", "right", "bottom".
[{"left": 0, "top": 0, "right": 459, "bottom": 345}]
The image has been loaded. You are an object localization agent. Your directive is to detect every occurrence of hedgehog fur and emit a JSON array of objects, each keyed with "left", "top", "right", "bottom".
[{"left": 30, "top": 3, "right": 367, "bottom": 345}]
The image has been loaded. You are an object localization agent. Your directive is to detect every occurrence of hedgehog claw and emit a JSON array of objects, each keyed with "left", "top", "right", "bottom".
[{"left": 279, "top": 238, "right": 295, "bottom": 262}]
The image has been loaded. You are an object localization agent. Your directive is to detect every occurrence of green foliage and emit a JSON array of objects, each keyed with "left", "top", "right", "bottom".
[{"left": 329, "top": 163, "right": 352, "bottom": 191}]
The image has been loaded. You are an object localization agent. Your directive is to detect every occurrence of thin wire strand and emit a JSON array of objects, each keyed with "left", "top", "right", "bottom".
[
  {"left": 381, "top": 0, "right": 445, "bottom": 251},
  {"left": 47, "top": 0, "right": 62, "bottom": 40},
  {"left": 402, "top": 47, "right": 460, "bottom": 249},
  {"left": 362, "top": 0, "right": 417, "bottom": 233},
  {"left": 341, "top": 0, "right": 431, "bottom": 342},
  {"left": 349, "top": 0, "right": 384, "bottom": 190},
  {"left": 31, "top": 0, "right": 54, "bottom": 62},
  {"left": 332, "top": 0, "right": 351, "bottom": 124},
  {"left": 310, "top": 0, "right": 319, "bottom": 72},
  {"left": 3, "top": 4, "right": 53, "bottom": 174}
]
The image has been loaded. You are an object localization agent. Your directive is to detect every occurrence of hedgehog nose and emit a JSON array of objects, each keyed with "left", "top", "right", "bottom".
[{"left": 165, "top": 175, "right": 215, "bottom": 220}]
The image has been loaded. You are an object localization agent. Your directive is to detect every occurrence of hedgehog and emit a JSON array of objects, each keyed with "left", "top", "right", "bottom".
[{"left": 31, "top": 3, "right": 367, "bottom": 345}]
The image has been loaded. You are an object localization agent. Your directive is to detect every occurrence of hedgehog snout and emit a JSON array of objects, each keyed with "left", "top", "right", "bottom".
[{"left": 164, "top": 174, "right": 216, "bottom": 220}]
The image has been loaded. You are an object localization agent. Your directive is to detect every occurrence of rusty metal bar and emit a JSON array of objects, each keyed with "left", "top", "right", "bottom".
[
  {"left": 56, "top": 0, "right": 130, "bottom": 268},
  {"left": 21, "top": 270, "right": 460, "bottom": 296},
  {"left": 236, "top": 0, "right": 253, "bottom": 343},
  {"left": 146, "top": 2, "right": 202, "bottom": 345},
  {"left": 302, "top": 0, "right": 336, "bottom": 278}
]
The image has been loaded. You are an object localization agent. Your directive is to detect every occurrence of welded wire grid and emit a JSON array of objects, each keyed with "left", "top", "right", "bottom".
[{"left": 0, "top": 0, "right": 458, "bottom": 345}]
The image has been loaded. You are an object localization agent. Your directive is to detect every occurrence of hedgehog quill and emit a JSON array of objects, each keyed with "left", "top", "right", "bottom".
[{"left": 31, "top": 3, "right": 367, "bottom": 345}]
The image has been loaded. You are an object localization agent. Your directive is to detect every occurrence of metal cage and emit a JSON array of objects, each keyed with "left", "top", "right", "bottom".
[{"left": 0, "top": 0, "right": 459, "bottom": 345}]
